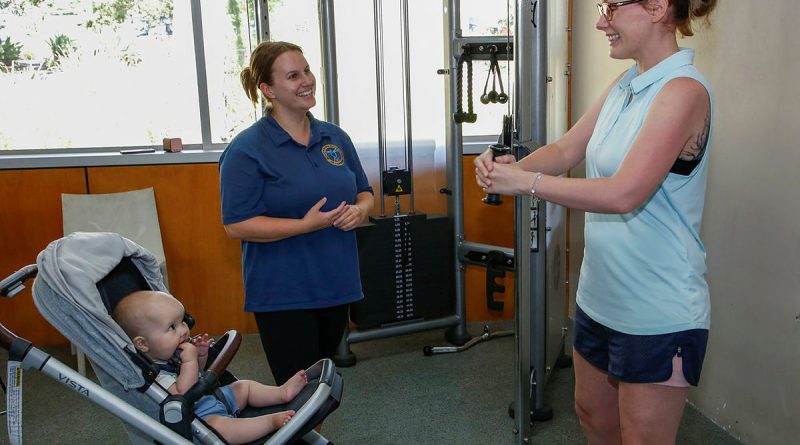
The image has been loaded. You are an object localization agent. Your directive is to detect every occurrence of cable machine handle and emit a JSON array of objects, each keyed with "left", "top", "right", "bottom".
[{"left": 481, "top": 143, "right": 512, "bottom": 206}]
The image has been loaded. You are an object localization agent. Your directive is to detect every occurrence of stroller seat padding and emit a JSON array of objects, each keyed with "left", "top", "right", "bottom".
[{"left": 96, "top": 256, "right": 152, "bottom": 314}]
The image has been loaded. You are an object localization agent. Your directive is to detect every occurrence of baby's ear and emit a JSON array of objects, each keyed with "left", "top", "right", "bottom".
[{"left": 132, "top": 336, "right": 149, "bottom": 353}]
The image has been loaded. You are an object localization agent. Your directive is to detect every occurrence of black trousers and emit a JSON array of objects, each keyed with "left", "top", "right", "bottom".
[{"left": 253, "top": 304, "right": 348, "bottom": 385}]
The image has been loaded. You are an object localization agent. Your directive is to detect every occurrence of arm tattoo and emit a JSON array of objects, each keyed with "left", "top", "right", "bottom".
[
  {"left": 670, "top": 112, "right": 710, "bottom": 176},
  {"left": 678, "top": 113, "right": 710, "bottom": 161}
]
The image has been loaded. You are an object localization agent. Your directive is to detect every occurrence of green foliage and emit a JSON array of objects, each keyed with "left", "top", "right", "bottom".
[
  {"left": 91, "top": 0, "right": 133, "bottom": 26},
  {"left": 0, "top": 36, "right": 23, "bottom": 67},
  {"left": 227, "top": 0, "right": 245, "bottom": 65},
  {"left": 119, "top": 45, "right": 141, "bottom": 66},
  {"left": 86, "top": 0, "right": 173, "bottom": 35},
  {"left": 227, "top": 0, "right": 242, "bottom": 30},
  {"left": 0, "top": 0, "right": 51, "bottom": 15},
  {"left": 47, "top": 33, "right": 76, "bottom": 64}
]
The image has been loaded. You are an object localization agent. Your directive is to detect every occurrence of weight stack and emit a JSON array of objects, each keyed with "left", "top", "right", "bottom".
[{"left": 351, "top": 213, "right": 454, "bottom": 328}]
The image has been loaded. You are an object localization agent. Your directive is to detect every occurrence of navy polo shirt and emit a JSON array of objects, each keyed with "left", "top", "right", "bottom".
[{"left": 219, "top": 113, "right": 373, "bottom": 312}]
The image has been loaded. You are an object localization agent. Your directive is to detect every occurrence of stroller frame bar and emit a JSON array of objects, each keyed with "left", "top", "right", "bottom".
[
  {"left": 4, "top": 322, "right": 336, "bottom": 445},
  {"left": 2, "top": 321, "right": 195, "bottom": 445}
]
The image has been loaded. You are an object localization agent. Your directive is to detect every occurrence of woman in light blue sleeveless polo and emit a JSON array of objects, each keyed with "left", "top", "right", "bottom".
[{"left": 474, "top": 1, "right": 719, "bottom": 443}]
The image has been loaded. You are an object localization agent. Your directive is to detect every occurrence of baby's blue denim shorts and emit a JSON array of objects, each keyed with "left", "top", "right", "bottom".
[{"left": 195, "top": 385, "right": 240, "bottom": 419}]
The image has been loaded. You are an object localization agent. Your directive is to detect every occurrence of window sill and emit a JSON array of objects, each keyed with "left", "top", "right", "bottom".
[{"left": 0, "top": 149, "right": 223, "bottom": 170}]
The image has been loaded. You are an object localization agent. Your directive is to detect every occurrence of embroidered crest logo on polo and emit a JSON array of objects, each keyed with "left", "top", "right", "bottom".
[{"left": 321, "top": 144, "right": 344, "bottom": 166}]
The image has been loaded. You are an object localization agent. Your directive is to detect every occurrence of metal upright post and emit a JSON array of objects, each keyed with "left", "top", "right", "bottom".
[
  {"left": 374, "top": 0, "right": 388, "bottom": 211},
  {"left": 515, "top": 0, "right": 550, "bottom": 433},
  {"left": 253, "top": 0, "right": 269, "bottom": 42},
  {"left": 254, "top": 0, "right": 269, "bottom": 116},
  {"left": 512, "top": 201, "right": 533, "bottom": 445},
  {"left": 318, "top": 0, "right": 339, "bottom": 125},
  {"left": 189, "top": 0, "right": 211, "bottom": 150},
  {"left": 514, "top": 0, "right": 551, "bottom": 438},
  {"left": 400, "top": 0, "right": 415, "bottom": 212},
  {"left": 444, "top": 0, "right": 471, "bottom": 347}
]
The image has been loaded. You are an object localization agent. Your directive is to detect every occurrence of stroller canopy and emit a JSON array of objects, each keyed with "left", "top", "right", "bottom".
[{"left": 33, "top": 232, "right": 167, "bottom": 389}]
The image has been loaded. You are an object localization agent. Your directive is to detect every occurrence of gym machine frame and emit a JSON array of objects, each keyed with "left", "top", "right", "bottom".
[
  {"left": 330, "top": 0, "right": 471, "bottom": 365},
  {"left": 445, "top": 1, "right": 569, "bottom": 442},
  {"left": 274, "top": 2, "right": 568, "bottom": 442}
]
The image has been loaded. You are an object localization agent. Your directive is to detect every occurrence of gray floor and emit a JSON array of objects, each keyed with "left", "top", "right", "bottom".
[{"left": 0, "top": 321, "right": 741, "bottom": 445}]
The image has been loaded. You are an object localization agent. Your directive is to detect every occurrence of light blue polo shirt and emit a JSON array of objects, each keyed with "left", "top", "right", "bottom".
[
  {"left": 576, "top": 49, "right": 714, "bottom": 335},
  {"left": 219, "top": 113, "right": 373, "bottom": 312}
]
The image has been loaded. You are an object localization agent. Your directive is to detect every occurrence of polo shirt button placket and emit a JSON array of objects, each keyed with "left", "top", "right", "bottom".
[{"left": 624, "top": 86, "right": 634, "bottom": 108}]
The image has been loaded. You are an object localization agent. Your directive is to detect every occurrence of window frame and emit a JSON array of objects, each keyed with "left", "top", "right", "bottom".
[
  {"left": 0, "top": 0, "right": 268, "bottom": 170},
  {"left": 0, "top": 0, "right": 505, "bottom": 170}
]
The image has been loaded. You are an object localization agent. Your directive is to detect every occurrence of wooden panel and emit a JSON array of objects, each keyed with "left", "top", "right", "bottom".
[
  {"left": 462, "top": 155, "right": 516, "bottom": 321},
  {"left": 0, "top": 168, "right": 87, "bottom": 345},
  {"left": 1, "top": 156, "right": 512, "bottom": 346},
  {"left": 87, "top": 164, "right": 256, "bottom": 337}
]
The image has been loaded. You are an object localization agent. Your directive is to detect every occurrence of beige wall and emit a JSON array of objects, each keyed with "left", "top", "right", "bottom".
[{"left": 570, "top": 3, "right": 800, "bottom": 444}]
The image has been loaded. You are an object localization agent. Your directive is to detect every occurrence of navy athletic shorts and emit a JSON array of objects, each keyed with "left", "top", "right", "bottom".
[{"left": 572, "top": 305, "right": 708, "bottom": 386}]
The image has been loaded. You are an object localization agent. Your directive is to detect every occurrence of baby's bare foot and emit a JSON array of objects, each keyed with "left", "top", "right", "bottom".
[
  {"left": 271, "top": 410, "right": 295, "bottom": 430},
  {"left": 281, "top": 370, "right": 308, "bottom": 402}
]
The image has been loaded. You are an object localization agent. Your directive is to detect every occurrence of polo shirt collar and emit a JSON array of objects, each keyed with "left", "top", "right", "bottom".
[
  {"left": 619, "top": 48, "right": 695, "bottom": 95},
  {"left": 261, "top": 111, "right": 327, "bottom": 147}
]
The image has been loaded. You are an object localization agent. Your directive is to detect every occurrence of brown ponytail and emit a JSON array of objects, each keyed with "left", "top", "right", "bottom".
[
  {"left": 240, "top": 41, "right": 304, "bottom": 106},
  {"left": 240, "top": 66, "right": 258, "bottom": 106},
  {"left": 672, "top": 0, "right": 718, "bottom": 37}
]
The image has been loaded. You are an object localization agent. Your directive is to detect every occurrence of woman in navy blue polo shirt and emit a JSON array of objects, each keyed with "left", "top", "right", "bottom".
[
  {"left": 476, "top": 1, "right": 717, "bottom": 443},
  {"left": 219, "top": 41, "right": 373, "bottom": 386}
]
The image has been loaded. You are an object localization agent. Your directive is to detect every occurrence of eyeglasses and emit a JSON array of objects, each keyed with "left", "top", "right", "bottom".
[{"left": 596, "top": 0, "right": 646, "bottom": 22}]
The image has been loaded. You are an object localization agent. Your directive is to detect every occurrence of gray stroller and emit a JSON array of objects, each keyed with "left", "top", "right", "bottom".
[{"left": 0, "top": 232, "right": 343, "bottom": 444}]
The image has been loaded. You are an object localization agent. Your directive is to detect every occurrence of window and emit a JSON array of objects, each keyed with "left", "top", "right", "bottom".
[
  {"left": 263, "top": 0, "right": 324, "bottom": 119},
  {"left": 0, "top": 0, "right": 257, "bottom": 152},
  {"left": 201, "top": 0, "right": 260, "bottom": 144},
  {"left": 460, "top": 0, "right": 516, "bottom": 138},
  {"left": 0, "top": 1, "right": 521, "bottom": 157},
  {"left": 333, "top": 0, "right": 449, "bottom": 205}
]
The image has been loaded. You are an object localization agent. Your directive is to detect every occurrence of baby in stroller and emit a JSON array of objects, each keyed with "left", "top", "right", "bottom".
[
  {"left": 113, "top": 289, "right": 308, "bottom": 444},
  {"left": 0, "top": 231, "right": 343, "bottom": 445}
]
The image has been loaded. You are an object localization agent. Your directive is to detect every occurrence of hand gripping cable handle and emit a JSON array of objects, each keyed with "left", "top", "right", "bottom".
[{"left": 481, "top": 144, "right": 512, "bottom": 206}]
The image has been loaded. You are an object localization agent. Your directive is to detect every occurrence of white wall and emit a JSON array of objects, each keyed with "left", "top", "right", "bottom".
[{"left": 570, "top": 3, "right": 800, "bottom": 444}]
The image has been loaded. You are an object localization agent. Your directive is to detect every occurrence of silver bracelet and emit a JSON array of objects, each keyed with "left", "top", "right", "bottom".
[{"left": 530, "top": 172, "right": 545, "bottom": 198}]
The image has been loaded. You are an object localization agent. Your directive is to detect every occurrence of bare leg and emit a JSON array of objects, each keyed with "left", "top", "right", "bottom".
[
  {"left": 279, "top": 370, "right": 309, "bottom": 402},
  {"left": 619, "top": 383, "right": 688, "bottom": 445},
  {"left": 573, "top": 348, "right": 622, "bottom": 445},
  {"left": 230, "top": 370, "right": 308, "bottom": 408},
  {"left": 205, "top": 410, "right": 295, "bottom": 445}
]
